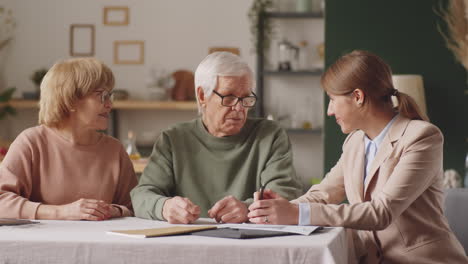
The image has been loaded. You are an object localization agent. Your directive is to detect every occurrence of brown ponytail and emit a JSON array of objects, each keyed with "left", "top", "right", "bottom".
[
  {"left": 322, "top": 50, "right": 429, "bottom": 122},
  {"left": 393, "top": 91, "right": 429, "bottom": 121}
]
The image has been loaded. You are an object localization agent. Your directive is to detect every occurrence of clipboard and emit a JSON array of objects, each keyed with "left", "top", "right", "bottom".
[
  {"left": 190, "top": 228, "right": 296, "bottom": 239},
  {"left": 0, "top": 219, "right": 39, "bottom": 226}
]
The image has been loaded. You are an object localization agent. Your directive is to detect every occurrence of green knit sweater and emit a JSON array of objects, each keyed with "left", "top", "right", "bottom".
[{"left": 131, "top": 118, "right": 302, "bottom": 220}]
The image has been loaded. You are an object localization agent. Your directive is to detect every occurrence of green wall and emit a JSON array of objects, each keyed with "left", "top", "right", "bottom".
[{"left": 324, "top": 0, "right": 468, "bottom": 179}]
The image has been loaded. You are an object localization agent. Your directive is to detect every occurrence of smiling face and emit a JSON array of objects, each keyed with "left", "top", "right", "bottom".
[
  {"left": 71, "top": 88, "right": 113, "bottom": 131},
  {"left": 199, "top": 75, "right": 253, "bottom": 137},
  {"left": 327, "top": 92, "right": 362, "bottom": 134}
]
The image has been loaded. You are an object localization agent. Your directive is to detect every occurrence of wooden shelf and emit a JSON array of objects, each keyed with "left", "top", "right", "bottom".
[
  {"left": 112, "top": 100, "right": 198, "bottom": 110},
  {"left": 264, "top": 70, "right": 323, "bottom": 76},
  {"left": 286, "top": 128, "right": 322, "bottom": 134},
  {"left": 265, "top": 12, "right": 324, "bottom": 19},
  {"left": 0, "top": 100, "right": 39, "bottom": 109},
  {"left": 0, "top": 100, "right": 198, "bottom": 111}
]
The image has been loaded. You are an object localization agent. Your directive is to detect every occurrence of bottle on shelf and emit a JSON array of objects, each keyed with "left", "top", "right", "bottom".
[
  {"left": 296, "top": 0, "right": 310, "bottom": 13},
  {"left": 310, "top": 0, "right": 324, "bottom": 14},
  {"left": 277, "top": 0, "right": 295, "bottom": 12},
  {"left": 278, "top": 38, "right": 299, "bottom": 71},
  {"left": 302, "top": 96, "right": 314, "bottom": 129},
  {"left": 125, "top": 130, "right": 141, "bottom": 161},
  {"left": 298, "top": 40, "right": 310, "bottom": 71}
]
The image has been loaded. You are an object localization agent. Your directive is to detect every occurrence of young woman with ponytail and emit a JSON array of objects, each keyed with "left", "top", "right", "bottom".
[{"left": 248, "top": 50, "right": 468, "bottom": 263}]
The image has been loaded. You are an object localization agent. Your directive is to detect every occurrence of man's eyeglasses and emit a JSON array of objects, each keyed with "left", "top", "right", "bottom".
[
  {"left": 212, "top": 90, "right": 257, "bottom": 108},
  {"left": 98, "top": 90, "right": 114, "bottom": 104}
]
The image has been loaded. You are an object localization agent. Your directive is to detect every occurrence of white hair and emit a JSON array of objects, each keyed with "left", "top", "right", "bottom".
[{"left": 194, "top": 52, "right": 255, "bottom": 114}]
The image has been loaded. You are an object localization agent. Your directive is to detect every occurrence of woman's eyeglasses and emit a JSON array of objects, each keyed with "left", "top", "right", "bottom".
[{"left": 98, "top": 90, "right": 114, "bottom": 104}]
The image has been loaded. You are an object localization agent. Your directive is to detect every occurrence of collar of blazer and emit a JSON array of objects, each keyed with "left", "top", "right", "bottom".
[{"left": 346, "top": 115, "right": 411, "bottom": 201}]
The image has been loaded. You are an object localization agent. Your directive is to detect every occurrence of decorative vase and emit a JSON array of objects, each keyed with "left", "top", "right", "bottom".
[{"left": 296, "top": 0, "right": 310, "bottom": 12}]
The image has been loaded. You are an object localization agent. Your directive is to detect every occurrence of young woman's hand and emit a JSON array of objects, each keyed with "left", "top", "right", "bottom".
[{"left": 248, "top": 190, "right": 299, "bottom": 225}]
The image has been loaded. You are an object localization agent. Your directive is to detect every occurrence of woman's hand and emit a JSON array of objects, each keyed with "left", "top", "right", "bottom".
[
  {"left": 253, "top": 189, "right": 282, "bottom": 201},
  {"left": 57, "top": 199, "right": 113, "bottom": 221},
  {"left": 248, "top": 189, "right": 299, "bottom": 225}
]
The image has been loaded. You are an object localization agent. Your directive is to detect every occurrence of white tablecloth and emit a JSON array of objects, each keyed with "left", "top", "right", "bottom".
[{"left": 0, "top": 217, "right": 348, "bottom": 264}]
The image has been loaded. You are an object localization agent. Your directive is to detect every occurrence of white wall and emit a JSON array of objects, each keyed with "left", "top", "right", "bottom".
[{"left": 0, "top": 0, "right": 324, "bottom": 188}]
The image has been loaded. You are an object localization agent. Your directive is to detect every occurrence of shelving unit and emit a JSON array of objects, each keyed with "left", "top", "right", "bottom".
[
  {"left": 264, "top": 69, "right": 323, "bottom": 76},
  {"left": 0, "top": 100, "right": 39, "bottom": 109},
  {"left": 286, "top": 128, "right": 322, "bottom": 134},
  {"left": 256, "top": 11, "right": 324, "bottom": 133},
  {"left": 0, "top": 99, "right": 198, "bottom": 110},
  {"left": 1, "top": 99, "right": 198, "bottom": 138},
  {"left": 110, "top": 100, "right": 197, "bottom": 138}
]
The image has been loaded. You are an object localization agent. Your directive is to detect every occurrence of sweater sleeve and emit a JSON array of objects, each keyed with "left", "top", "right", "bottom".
[
  {"left": 256, "top": 128, "right": 303, "bottom": 203},
  {"left": 0, "top": 132, "right": 41, "bottom": 219},
  {"left": 130, "top": 132, "right": 173, "bottom": 220},
  {"left": 111, "top": 146, "right": 138, "bottom": 217}
]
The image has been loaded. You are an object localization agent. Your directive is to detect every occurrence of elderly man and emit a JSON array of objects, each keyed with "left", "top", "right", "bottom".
[{"left": 131, "top": 52, "right": 302, "bottom": 224}]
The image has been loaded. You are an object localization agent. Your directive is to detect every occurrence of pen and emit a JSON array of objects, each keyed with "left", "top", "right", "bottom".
[
  {"left": 259, "top": 183, "right": 266, "bottom": 200},
  {"left": 259, "top": 177, "right": 275, "bottom": 200}
]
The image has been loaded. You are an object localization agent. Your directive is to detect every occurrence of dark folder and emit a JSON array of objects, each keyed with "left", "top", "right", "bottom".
[
  {"left": 0, "top": 219, "right": 39, "bottom": 226},
  {"left": 190, "top": 228, "right": 295, "bottom": 239}
]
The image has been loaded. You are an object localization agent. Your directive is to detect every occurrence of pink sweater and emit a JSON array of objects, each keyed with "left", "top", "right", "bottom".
[{"left": 0, "top": 125, "right": 137, "bottom": 219}]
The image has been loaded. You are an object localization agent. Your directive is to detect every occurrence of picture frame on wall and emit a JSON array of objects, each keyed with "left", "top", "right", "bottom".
[
  {"left": 103, "top": 6, "right": 129, "bottom": 26},
  {"left": 69, "top": 24, "right": 95, "bottom": 57},
  {"left": 113, "top": 40, "right": 145, "bottom": 65}
]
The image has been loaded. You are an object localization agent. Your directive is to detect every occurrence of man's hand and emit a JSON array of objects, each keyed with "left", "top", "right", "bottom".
[
  {"left": 162, "top": 196, "right": 200, "bottom": 224},
  {"left": 208, "top": 195, "right": 248, "bottom": 223}
]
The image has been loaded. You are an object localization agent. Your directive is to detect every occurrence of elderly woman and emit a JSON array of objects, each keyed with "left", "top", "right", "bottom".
[
  {"left": 248, "top": 50, "right": 467, "bottom": 263},
  {"left": 0, "top": 58, "right": 137, "bottom": 220},
  {"left": 131, "top": 52, "right": 302, "bottom": 224}
]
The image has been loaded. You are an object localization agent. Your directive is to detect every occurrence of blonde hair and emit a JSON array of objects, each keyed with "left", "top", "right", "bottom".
[
  {"left": 321, "top": 50, "right": 428, "bottom": 121},
  {"left": 39, "top": 58, "right": 115, "bottom": 126}
]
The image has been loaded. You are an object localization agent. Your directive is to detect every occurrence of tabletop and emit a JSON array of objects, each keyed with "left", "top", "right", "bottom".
[{"left": 0, "top": 217, "right": 348, "bottom": 264}]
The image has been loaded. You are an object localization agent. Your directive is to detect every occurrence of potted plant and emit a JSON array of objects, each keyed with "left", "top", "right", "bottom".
[
  {"left": 0, "top": 6, "right": 16, "bottom": 51},
  {"left": 248, "top": 0, "right": 276, "bottom": 55},
  {"left": 28, "top": 68, "right": 48, "bottom": 99},
  {"left": 0, "top": 86, "right": 15, "bottom": 120},
  {"left": 0, "top": 86, "right": 15, "bottom": 161}
]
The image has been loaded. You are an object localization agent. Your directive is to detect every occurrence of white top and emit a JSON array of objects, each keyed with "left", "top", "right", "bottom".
[{"left": 364, "top": 114, "right": 398, "bottom": 180}]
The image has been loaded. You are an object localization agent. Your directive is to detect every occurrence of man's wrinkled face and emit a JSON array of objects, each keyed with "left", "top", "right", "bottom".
[{"left": 201, "top": 75, "right": 253, "bottom": 137}]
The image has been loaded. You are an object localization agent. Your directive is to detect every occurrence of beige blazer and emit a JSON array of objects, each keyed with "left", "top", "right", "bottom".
[{"left": 293, "top": 116, "right": 467, "bottom": 263}]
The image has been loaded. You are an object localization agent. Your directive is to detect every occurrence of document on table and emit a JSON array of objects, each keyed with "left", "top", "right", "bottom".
[
  {"left": 107, "top": 225, "right": 217, "bottom": 238},
  {"left": 219, "top": 223, "right": 321, "bottom": 236}
]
